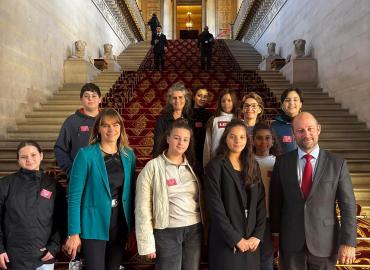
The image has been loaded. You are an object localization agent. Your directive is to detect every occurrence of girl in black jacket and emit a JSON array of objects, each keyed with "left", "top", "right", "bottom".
[{"left": 0, "top": 141, "right": 66, "bottom": 270}]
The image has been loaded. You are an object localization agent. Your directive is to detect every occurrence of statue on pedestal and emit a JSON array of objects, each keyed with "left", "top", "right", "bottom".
[
  {"left": 71, "top": 40, "right": 87, "bottom": 59},
  {"left": 103, "top": 43, "right": 117, "bottom": 61}
]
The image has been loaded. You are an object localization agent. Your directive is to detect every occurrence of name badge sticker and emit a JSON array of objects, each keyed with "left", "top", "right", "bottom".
[
  {"left": 195, "top": 122, "right": 203, "bottom": 128},
  {"left": 217, "top": 121, "right": 229, "bottom": 129},
  {"left": 166, "top": 178, "right": 177, "bottom": 187},
  {"left": 282, "top": 135, "right": 293, "bottom": 143},
  {"left": 40, "top": 189, "right": 52, "bottom": 199},
  {"left": 80, "top": 126, "right": 89, "bottom": 132}
]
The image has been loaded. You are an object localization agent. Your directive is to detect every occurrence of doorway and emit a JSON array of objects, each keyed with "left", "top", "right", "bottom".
[{"left": 176, "top": 5, "right": 202, "bottom": 39}]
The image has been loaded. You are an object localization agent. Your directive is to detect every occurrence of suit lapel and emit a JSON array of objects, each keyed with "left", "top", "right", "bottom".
[
  {"left": 288, "top": 150, "right": 305, "bottom": 200},
  {"left": 93, "top": 144, "right": 111, "bottom": 197},
  {"left": 223, "top": 158, "right": 247, "bottom": 208},
  {"left": 307, "top": 149, "right": 328, "bottom": 201}
]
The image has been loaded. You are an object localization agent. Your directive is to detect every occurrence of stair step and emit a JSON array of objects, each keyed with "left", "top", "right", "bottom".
[
  {"left": 353, "top": 185, "right": 370, "bottom": 201},
  {"left": 320, "top": 139, "right": 370, "bottom": 149},
  {"left": 350, "top": 173, "right": 370, "bottom": 185},
  {"left": 330, "top": 149, "right": 370, "bottom": 159}
]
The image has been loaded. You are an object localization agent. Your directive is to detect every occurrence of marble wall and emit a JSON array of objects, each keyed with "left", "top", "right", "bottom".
[
  {"left": 243, "top": 0, "right": 370, "bottom": 127},
  {"left": 0, "top": 0, "right": 131, "bottom": 137}
]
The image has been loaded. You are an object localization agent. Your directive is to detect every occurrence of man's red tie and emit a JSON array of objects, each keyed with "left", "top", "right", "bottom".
[{"left": 301, "top": 154, "right": 313, "bottom": 200}]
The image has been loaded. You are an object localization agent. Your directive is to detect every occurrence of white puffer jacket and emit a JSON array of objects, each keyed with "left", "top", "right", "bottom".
[{"left": 135, "top": 155, "right": 204, "bottom": 255}]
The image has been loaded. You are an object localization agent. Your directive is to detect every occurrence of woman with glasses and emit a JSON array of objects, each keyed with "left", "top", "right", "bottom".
[
  {"left": 64, "top": 108, "right": 136, "bottom": 270},
  {"left": 240, "top": 92, "right": 264, "bottom": 135},
  {"left": 271, "top": 88, "right": 303, "bottom": 153},
  {"left": 152, "top": 82, "right": 193, "bottom": 157}
]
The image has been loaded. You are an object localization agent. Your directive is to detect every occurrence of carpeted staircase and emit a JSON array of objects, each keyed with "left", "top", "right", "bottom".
[{"left": 0, "top": 38, "right": 369, "bottom": 269}]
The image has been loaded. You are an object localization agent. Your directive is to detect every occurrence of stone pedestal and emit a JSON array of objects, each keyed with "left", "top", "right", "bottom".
[
  {"left": 64, "top": 59, "right": 100, "bottom": 83},
  {"left": 259, "top": 56, "right": 284, "bottom": 71},
  {"left": 105, "top": 59, "right": 121, "bottom": 72},
  {"left": 280, "top": 57, "right": 318, "bottom": 86}
]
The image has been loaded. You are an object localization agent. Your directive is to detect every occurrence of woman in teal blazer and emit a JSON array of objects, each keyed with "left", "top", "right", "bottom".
[{"left": 64, "top": 108, "right": 136, "bottom": 270}]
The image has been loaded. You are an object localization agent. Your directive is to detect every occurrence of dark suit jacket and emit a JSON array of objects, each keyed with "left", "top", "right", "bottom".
[
  {"left": 205, "top": 157, "right": 266, "bottom": 270},
  {"left": 151, "top": 33, "right": 167, "bottom": 55},
  {"left": 270, "top": 149, "right": 357, "bottom": 257}
]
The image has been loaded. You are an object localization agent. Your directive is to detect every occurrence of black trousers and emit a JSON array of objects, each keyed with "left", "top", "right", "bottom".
[
  {"left": 82, "top": 207, "right": 128, "bottom": 270},
  {"left": 154, "top": 52, "right": 165, "bottom": 70},
  {"left": 200, "top": 49, "right": 212, "bottom": 70}
]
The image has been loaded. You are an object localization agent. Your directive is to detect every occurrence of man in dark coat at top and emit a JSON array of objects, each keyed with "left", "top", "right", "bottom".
[
  {"left": 151, "top": 26, "right": 168, "bottom": 71},
  {"left": 148, "top": 13, "right": 161, "bottom": 42},
  {"left": 198, "top": 26, "right": 215, "bottom": 71}
]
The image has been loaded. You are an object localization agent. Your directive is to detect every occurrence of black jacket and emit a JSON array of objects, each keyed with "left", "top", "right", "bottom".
[
  {"left": 54, "top": 109, "right": 96, "bottom": 175},
  {"left": 198, "top": 31, "right": 214, "bottom": 50},
  {"left": 192, "top": 107, "right": 212, "bottom": 168},
  {"left": 0, "top": 169, "right": 66, "bottom": 270},
  {"left": 205, "top": 157, "right": 266, "bottom": 270},
  {"left": 151, "top": 33, "right": 168, "bottom": 55}
]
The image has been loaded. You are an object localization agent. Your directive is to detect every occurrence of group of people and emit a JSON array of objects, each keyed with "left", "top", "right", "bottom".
[
  {"left": 148, "top": 13, "right": 214, "bottom": 71},
  {"left": 0, "top": 81, "right": 357, "bottom": 270}
]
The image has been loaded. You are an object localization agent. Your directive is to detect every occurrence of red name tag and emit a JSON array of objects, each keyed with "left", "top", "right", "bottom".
[
  {"left": 282, "top": 136, "right": 293, "bottom": 143},
  {"left": 80, "top": 126, "right": 89, "bottom": 132},
  {"left": 40, "top": 189, "right": 52, "bottom": 199},
  {"left": 217, "top": 121, "right": 229, "bottom": 129},
  {"left": 195, "top": 122, "right": 203, "bottom": 128},
  {"left": 166, "top": 178, "right": 177, "bottom": 186}
]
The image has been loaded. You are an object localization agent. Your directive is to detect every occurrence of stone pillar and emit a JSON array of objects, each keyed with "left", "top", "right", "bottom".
[
  {"left": 163, "top": 0, "right": 173, "bottom": 39},
  {"left": 206, "top": 0, "right": 216, "bottom": 35},
  {"left": 202, "top": 0, "right": 207, "bottom": 29}
]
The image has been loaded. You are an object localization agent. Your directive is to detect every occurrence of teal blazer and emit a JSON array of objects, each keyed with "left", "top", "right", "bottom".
[{"left": 68, "top": 143, "right": 136, "bottom": 240}]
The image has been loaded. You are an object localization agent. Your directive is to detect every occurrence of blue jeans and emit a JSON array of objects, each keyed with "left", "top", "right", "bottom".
[
  {"left": 260, "top": 218, "right": 274, "bottom": 270},
  {"left": 154, "top": 223, "right": 202, "bottom": 270},
  {"left": 36, "top": 263, "right": 54, "bottom": 270}
]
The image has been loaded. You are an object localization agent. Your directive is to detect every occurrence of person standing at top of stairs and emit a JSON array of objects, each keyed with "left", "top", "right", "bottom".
[
  {"left": 198, "top": 26, "right": 214, "bottom": 71},
  {"left": 54, "top": 83, "right": 102, "bottom": 177},
  {"left": 147, "top": 13, "right": 161, "bottom": 43},
  {"left": 151, "top": 26, "right": 168, "bottom": 71}
]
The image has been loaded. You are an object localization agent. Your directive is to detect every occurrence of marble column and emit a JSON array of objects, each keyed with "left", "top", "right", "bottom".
[
  {"left": 163, "top": 0, "right": 173, "bottom": 39},
  {"left": 206, "top": 0, "right": 216, "bottom": 35}
]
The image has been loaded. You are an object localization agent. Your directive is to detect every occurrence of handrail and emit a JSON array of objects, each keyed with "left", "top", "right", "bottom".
[
  {"left": 123, "top": 0, "right": 146, "bottom": 38},
  {"left": 232, "top": 0, "right": 254, "bottom": 40}
]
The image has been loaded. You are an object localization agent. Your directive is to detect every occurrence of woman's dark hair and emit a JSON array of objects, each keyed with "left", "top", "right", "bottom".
[
  {"left": 16, "top": 140, "right": 42, "bottom": 159},
  {"left": 164, "top": 82, "right": 193, "bottom": 119},
  {"left": 252, "top": 122, "right": 282, "bottom": 156},
  {"left": 214, "top": 89, "right": 239, "bottom": 117},
  {"left": 216, "top": 119, "right": 260, "bottom": 187},
  {"left": 89, "top": 108, "right": 130, "bottom": 151},
  {"left": 280, "top": 87, "right": 304, "bottom": 103},
  {"left": 156, "top": 119, "right": 198, "bottom": 172}
]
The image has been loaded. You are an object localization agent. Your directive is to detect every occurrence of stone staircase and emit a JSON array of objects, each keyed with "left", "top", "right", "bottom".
[
  {"left": 224, "top": 39, "right": 262, "bottom": 70},
  {"left": 256, "top": 70, "right": 370, "bottom": 217},
  {"left": 117, "top": 40, "right": 152, "bottom": 71},
  {"left": 0, "top": 41, "right": 152, "bottom": 178}
]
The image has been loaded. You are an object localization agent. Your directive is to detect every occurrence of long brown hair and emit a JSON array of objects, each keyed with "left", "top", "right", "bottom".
[
  {"left": 89, "top": 108, "right": 130, "bottom": 151},
  {"left": 214, "top": 89, "right": 239, "bottom": 117},
  {"left": 156, "top": 118, "right": 198, "bottom": 172},
  {"left": 216, "top": 119, "right": 260, "bottom": 187}
]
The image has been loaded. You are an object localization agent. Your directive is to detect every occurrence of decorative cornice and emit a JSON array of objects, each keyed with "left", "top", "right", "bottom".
[
  {"left": 92, "top": 0, "right": 134, "bottom": 47},
  {"left": 234, "top": 0, "right": 287, "bottom": 45}
]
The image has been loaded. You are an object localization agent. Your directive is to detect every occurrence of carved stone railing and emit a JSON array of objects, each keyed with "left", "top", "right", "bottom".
[
  {"left": 100, "top": 0, "right": 146, "bottom": 42},
  {"left": 123, "top": 0, "right": 146, "bottom": 38},
  {"left": 232, "top": 0, "right": 254, "bottom": 39},
  {"left": 232, "top": 0, "right": 287, "bottom": 45}
]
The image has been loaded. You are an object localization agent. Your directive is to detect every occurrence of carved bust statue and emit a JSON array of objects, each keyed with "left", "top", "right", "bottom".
[
  {"left": 293, "top": 39, "right": 306, "bottom": 58},
  {"left": 73, "top": 40, "right": 87, "bottom": 59},
  {"left": 103, "top": 43, "right": 116, "bottom": 60},
  {"left": 267, "top": 42, "right": 277, "bottom": 57}
]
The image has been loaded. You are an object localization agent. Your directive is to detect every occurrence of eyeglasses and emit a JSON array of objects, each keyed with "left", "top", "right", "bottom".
[{"left": 243, "top": 103, "right": 259, "bottom": 110}]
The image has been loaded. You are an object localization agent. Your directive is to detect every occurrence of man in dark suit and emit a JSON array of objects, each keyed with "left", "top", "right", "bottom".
[
  {"left": 198, "top": 26, "right": 214, "bottom": 71},
  {"left": 270, "top": 112, "right": 357, "bottom": 269},
  {"left": 151, "top": 26, "right": 167, "bottom": 71}
]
